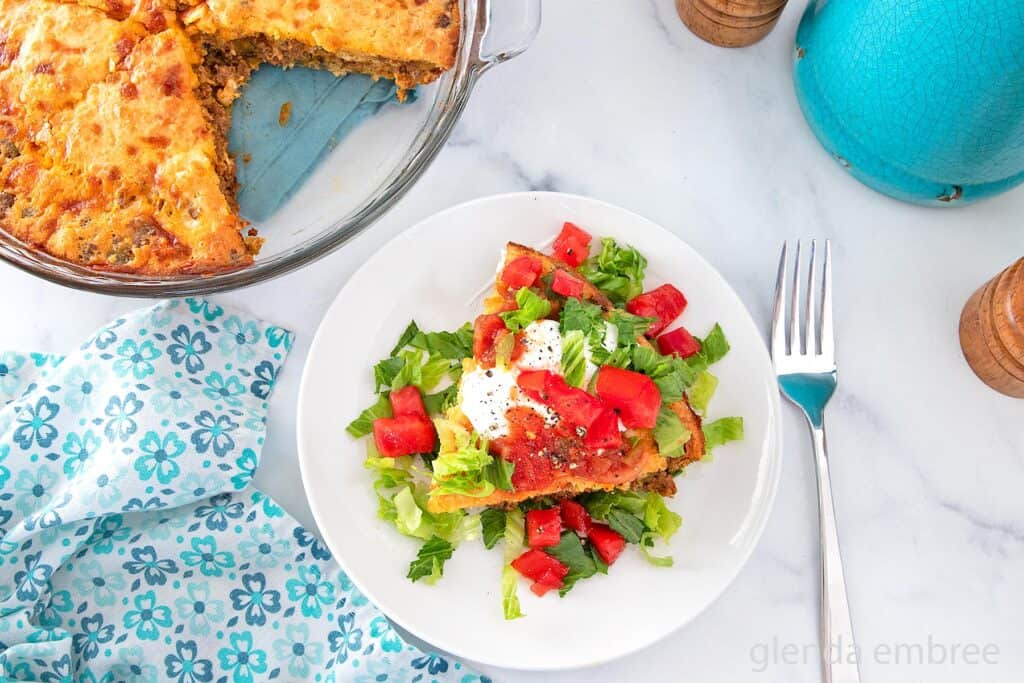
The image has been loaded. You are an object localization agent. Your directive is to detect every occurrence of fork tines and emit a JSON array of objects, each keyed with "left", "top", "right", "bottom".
[{"left": 771, "top": 239, "right": 833, "bottom": 362}]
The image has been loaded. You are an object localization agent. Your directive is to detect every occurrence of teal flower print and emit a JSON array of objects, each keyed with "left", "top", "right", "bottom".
[
  {"left": 229, "top": 572, "right": 280, "bottom": 626},
  {"left": 286, "top": 564, "right": 335, "bottom": 618},
  {"left": 355, "top": 658, "right": 413, "bottom": 683},
  {"left": 61, "top": 429, "right": 101, "bottom": 479},
  {"left": 13, "top": 395, "right": 60, "bottom": 449},
  {"left": 219, "top": 315, "right": 261, "bottom": 363},
  {"left": 63, "top": 364, "right": 105, "bottom": 413},
  {"left": 0, "top": 444, "right": 10, "bottom": 488},
  {"left": 34, "top": 588, "right": 73, "bottom": 629},
  {"left": 13, "top": 465, "right": 57, "bottom": 516},
  {"left": 168, "top": 325, "right": 212, "bottom": 375},
  {"left": 0, "top": 351, "right": 26, "bottom": 396},
  {"left": 411, "top": 653, "right": 449, "bottom": 675},
  {"left": 37, "top": 652, "right": 73, "bottom": 682},
  {"left": 174, "top": 472, "right": 224, "bottom": 505},
  {"left": 87, "top": 514, "right": 131, "bottom": 553},
  {"left": 265, "top": 325, "right": 293, "bottom": 350},
  {"left": 273, "top": 622, "right": 324, "bottom": 678},
  {"left": 71, "top": 560, "right": 126, "bottom": 607},
  {"left": 328, "top": 612, "right": 363, "bottom": 665},
  {"left": 249, "top": 360, "right": 278, "bottom": 399},
  {"left": 190, "top": 410, "right": 238, "bottom": 457},
  {"left": 14, "top": 551, "right": 53, "bottom": 601},
  {"left": 113, "top": 339, "right": 161, "bottom": 379},
  {"left": 111, "top": 646, "right": 159, "bottom": 682},
  {"left": 124, "top": 545, "right": 179, "bottom": 586},
  {"left": 187, "top": 298, "right": 224, "bottom": 321},
  {"left": 91, "top": 320, "right": 122, "bottom": 350},
  {"left": 218, "top": 632, "right": 268, "bottom": 683},
  {"left": 81, "top": 467, "right": 124, "bottom": 509},
  {"left": 124, "top": 590, "right": 172, "bottom": 640},
  {"left": 238, "top": 522, "right": 291, "bottom": 569},
  {"left": 370, "top": 615, "right": 404, "bottom": 653},
  {"left": 231, "top": 448, "right": 258, "bottom": 489},
  {"left": 103, "top": 392, "right": 143, "bottom": 442},
  {"left": 165, "top": 639, "right": 213, "bottom": 683},
  {"left": 339, "top": 571, "right": 368, "bottom": 607},
  {"left": 135, "top": 430, "right": 186, "bottom": 484},
  {"left": 72, "top": 613, "right": 114, "bottom": 661},
  {"left": 202, "top": 371, "right": 246, "bottom": 407},
  {"left": 195, "top": 493, "right": 244, "bottom": 531},
  {"left": 27, "top": 490, "right": 71, "bottom": 529},
  {"left": 152, "top": 377, "right": 198, "bottom": 417},
  {"left": 181, "top": 535, "right": 235, "bottom": 577},
  {"left": 174, "top": 581, "right": 225, "bottom": 636}
]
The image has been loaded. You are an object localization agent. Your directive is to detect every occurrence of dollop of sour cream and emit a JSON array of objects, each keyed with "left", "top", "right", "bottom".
[{"left": 460, "top": 319, "right": 620, "bottom": 439}]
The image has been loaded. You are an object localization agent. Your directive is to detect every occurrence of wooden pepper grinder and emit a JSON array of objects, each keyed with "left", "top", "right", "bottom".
[
  {"left": 959, "top": 258, "right": 1024, "bottom": 398},
  {"left": 675, "top": 0, "right": 788, "bottom": 48}
]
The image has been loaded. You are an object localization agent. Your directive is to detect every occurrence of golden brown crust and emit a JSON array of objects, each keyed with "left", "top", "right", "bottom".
[{"left": 0, "top": 0, "right": 460, "bottom": 274}]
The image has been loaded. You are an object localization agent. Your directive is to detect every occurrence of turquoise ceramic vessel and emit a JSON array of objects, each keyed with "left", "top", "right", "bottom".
[{"left": 793, "top": 0, "right": 1024, "bottom": 205}]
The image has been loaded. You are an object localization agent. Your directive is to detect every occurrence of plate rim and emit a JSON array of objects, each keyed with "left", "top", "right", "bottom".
[{"left": 296, "top": 190, "right": 783, "bottom": 671}]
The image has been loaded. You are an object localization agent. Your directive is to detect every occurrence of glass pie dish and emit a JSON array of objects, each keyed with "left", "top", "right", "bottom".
[{"left": 0, "top": 0, "right": 540, "bottom": 296}]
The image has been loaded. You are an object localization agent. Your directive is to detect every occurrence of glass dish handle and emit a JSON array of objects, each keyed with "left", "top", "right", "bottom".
[{"left": 468, "top": 0, "right": 541, "bottom": 75}]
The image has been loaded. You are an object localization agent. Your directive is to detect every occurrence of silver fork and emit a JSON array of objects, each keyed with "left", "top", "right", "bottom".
[{"left": 771, "top": 240, "right": 860, "bottom": 683}]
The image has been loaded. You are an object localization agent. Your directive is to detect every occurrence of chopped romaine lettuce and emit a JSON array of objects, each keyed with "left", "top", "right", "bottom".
[
  {"left": 546, "top": 531, "right": 600, "bottom": 595},
  {"left": 642, "top": 493, "right": 682, "bottom": 542},
  {"left": 390, "top": 321, "right": 422, "bottom": 356},
  {"left": 407, "top": 536, "right": 454, "bottom": 584},
  {"left": 422, "top": 385, "right": 458, "bottom": 416},
  {"left": 639, "top": 531, "right": 674, "bottom": 567},
  {"left": 409, "top": 323, "right": 474, "bottom": 360},
  {"left": 579, "top": 238, "right": 648, "bottom": 305},
  {"left": 653, "top": 406, "right": 691, "bottom": 459},
  {"left": 502, "top": 509, "right": 525, "bottom": 620},
  {"left": 481, "top": 508, "right": 506, "bottom": 550},
  {"left": 346, "top": 394, "right": 392, "bottom": 437},
  {"left": 500, "top": 288, "right": 552, "bottom": 332},
  {"left": 687, "top": 371, "right": 718, "bottom": 413},
  {"left": 703, "top": 417, "right": 744, "bottom": 452},
  {"left": 561, "top": 329, "right": 588, "bottom": 387},
  {"left": 560, "top": 297, "right": 604, "bottom": 335}
]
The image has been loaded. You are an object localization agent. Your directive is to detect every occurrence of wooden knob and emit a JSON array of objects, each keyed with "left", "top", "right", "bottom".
[
  {"left": 676, "top": 0, "right": 788, "bottom": 48},
  {"left": 959, "top": 258, "right": 1024, "bottom": 397}
]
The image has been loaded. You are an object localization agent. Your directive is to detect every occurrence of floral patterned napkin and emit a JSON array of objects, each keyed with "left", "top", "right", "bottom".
[{"left": 0, "top": 299, "right": 486, "bottom": 683}]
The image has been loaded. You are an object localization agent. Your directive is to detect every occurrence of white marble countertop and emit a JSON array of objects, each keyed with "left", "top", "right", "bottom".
[{"left": 3, "top": 1, "right": 1023, "bottom": 680}]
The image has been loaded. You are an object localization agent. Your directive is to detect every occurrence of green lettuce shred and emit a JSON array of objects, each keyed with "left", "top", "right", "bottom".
[
  {"left": 579, "top": 238, "right": 648, "bottom": 305},
  {"left": 407, "top": 536, "right": 454, "bottom": 584},
  {"left": 346, "top": 394, "right": 392, "bottom": 437},
  {"left": 687, "top": 371, "right": 718, "bottom": 413},
  {"left": 653, "top": 406, "right": 692, "bottom": 459},
  {"left": 703, "top": 417, "right": 744, "bottom": 452},
  {"left": 500, "top": 288, "right": 552, "bottom": 332},
  {"left": 561, "top": 330, "right": 587, "bottom": 387},
  {"left": 502, "top": 509, "right": 525, "bottom": 620}
]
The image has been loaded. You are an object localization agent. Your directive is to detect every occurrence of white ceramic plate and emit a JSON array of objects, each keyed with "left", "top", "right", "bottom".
[{"left": 297, "top": 192, "right": 782, "bottom": 671}]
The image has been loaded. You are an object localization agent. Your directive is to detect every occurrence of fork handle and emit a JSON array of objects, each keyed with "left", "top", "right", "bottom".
[{"left": 809, "top": 418, "right": 861, "bottom": 683}]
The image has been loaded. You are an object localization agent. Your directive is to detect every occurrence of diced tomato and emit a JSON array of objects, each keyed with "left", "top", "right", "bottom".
[
  {"left": 626, "top": 284, "right": 688, "bottom": 337},
  {"left": 372, "top": 416, "right": 435, "bottom": 457},
  {"left": 500, "top": 256, "right": 543, "bottom": 289},
  {"left": 595, "top": 366, "right": 661, "bottom": 429},
  {"left": 551, "top": 269, "right": 585, "bottom": 299},
  {"left": 559, "top": 500, "right": 592, "bottom": 536},
  {"left": 545, "top": 373, "right": 604, "bottom": 429},
  {"left": 472, "top": 314, "right": 507, "bottom": 365},
  {"left": 658, "top": 326, "right": 701, "bottom": 359},
  {"left": 551, "top": 222, "right": 592, "bottom": 267},
  {"left": 388, "top": 385, "right": 427, "bottom": 418},
  {"left": 526, "top": 508, "right": 562, "bottom": 548},
  {"left": 529, "top": 569, "right": 565, "bottom": 596},
  {"left": 588, "top": 524, "right": 626, "bottom": 565},
  {"left": 511, "top": 549, "right": 569, "bottom": 584},
  {"left": 506, "top": 442, "right": 556, "bottom": 491},
  {"left": 583, "top": 407, "right": 623, "bottom": 450},
  {"left": 515, "top": 370, "right": 551, "bottom": 402}
]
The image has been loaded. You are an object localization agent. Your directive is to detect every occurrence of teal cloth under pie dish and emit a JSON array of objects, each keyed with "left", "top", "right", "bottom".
[{"left": 0, "top": 299, "right": 485, "bottom": 683}]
